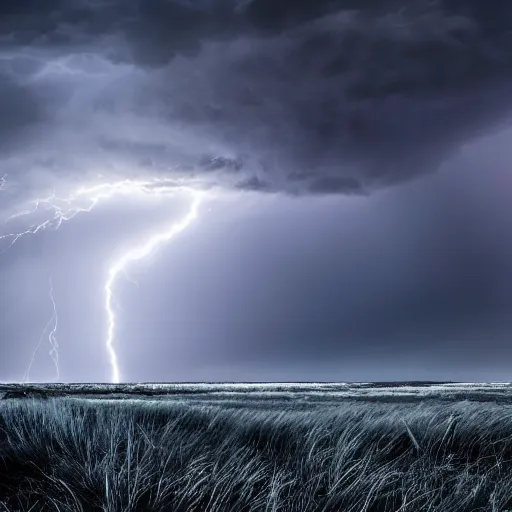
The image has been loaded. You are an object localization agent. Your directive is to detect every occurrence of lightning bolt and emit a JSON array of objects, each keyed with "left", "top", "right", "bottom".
[
  {"left": 1, "top": 178, "right": 206, "bottom": 382},
  {"left": 0, "top": 174, "right": 6, "bottom": 192},
  {"left": 105, "top": 191, "right": 203, "bottom": 383},
  {"left": 23, "top": 277, "right": 59, "bottom": 383},
  {"left": 0, "top": 179, "right": 196, "bottom": 253}
]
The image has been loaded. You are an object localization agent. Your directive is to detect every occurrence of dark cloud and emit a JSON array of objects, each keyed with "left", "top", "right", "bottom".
[
  {"left": 199, "top": 155, "right": 245, "bottom": 173},
  {"left": 308, "top": 176, "right": 364, "bottom": 195},
  {"left": 0, "top": 74, "right": 40, "bottom": 151},
  {"left": 235, "top": 175, "right": 272, "bottom": 192},
  {"left": 243, "top": 0, "right": 340, "bottom": 31},
  {"left": 1, "top": 0, "right": 512, "bottom": 194}
]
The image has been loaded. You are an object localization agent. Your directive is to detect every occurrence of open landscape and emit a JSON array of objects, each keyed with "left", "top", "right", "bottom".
[
  {"left": 2, "top": 383, "right": 512, "bottom": 511},
  {"left": 1, "top": 2, "right": 511, "bottom": 510}
]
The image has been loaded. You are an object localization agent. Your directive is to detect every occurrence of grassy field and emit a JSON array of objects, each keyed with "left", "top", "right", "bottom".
[{"left": 1, "top": 387, "right": 512, "bottom": 511}]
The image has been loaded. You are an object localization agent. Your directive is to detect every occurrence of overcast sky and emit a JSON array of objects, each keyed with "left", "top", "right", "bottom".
[{"left": 0, "top": 0, "right": 511, "bottom": 383}]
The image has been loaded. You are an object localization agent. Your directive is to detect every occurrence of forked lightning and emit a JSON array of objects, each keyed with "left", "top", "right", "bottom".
[
  {"left": 0, "top": 178, "right": 205, "bottom": 382},
  {"left": 23, "top": 277, "right": 59, "bottom": 383}
]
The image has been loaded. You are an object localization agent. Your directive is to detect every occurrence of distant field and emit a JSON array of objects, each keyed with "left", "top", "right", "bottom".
[{"left": 1, "top": 383, "right": 512, "bottom": 511}]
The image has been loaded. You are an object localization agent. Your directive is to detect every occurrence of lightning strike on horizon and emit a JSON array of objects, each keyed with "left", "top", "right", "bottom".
[
  {"left": 23, "top": 277, "right": 59, "bottom": 382},
  {"left": 0, "top": 178, "right": 207, "bottom": 382},
  {"left": 105, "top": 190, "right": 203, "bottom": 383}
]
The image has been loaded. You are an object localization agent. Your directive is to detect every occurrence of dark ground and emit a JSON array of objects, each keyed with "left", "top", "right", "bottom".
[{"left": 1, "top": 382, "right": 512, "bottom": 511}]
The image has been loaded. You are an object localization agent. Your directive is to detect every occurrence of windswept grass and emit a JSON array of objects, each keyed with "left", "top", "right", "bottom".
[{"left": 1, "top": 397, "right": 512, "bottom": 511}]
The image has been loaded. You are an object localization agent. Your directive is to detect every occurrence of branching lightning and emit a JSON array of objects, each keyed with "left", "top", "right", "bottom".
[
  {"left": 23, "top": 277, "right": 59, "bottom": 383},
  {"left": 0, "top": 179, "right": 197, "bottom": 253},
  {"left": 1, "top": 177, "right": 205, "bottom": 382}
]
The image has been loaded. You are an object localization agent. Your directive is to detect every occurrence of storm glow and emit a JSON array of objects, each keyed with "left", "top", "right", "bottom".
[{"left": 0, "top": 178, "right": 206, "bottom": 382}]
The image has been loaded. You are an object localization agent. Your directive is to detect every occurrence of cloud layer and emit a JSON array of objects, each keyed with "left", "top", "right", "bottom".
[{"left": 1, "top": 0, "right": 512, "bottom": 194}]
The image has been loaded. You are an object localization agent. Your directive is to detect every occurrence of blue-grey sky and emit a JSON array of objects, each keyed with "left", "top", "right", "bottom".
[{"left": 0, "top": 0, "right": 511, "bottom": 382}]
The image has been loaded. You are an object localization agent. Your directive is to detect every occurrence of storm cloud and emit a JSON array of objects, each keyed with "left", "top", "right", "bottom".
[{"left": 1, "top": 0, "right": 512, "bottom": 195}]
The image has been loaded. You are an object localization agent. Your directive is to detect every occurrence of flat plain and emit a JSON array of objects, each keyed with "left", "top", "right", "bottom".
[{"left": 1, "top": 382, "right": 511, "bottom": 511}]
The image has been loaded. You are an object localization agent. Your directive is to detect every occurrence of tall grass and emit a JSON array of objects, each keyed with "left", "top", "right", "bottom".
[{"left": 1, "top": 397, "right": 512, "bottom": 511}]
